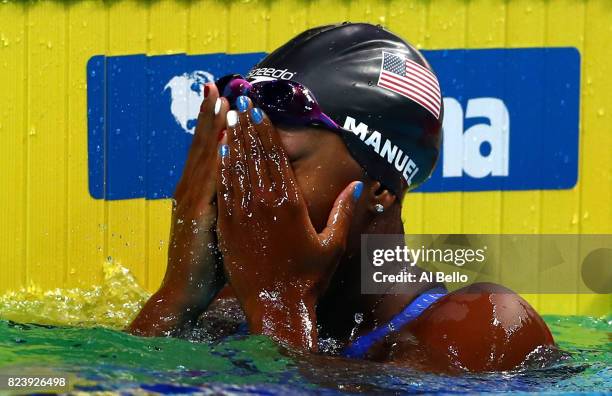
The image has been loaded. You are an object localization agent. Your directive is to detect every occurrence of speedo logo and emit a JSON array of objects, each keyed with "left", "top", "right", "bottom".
[
  {"left": 343, "top": 116, "right": 419, "bottom": 186},
  {"left": 246, "top": 67, "right": 296, "bottom": 80}
]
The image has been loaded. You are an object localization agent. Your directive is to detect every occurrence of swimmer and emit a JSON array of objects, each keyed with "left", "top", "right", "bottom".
[{"left": 129, "top": 23, "right": 555, "bottom": 373}]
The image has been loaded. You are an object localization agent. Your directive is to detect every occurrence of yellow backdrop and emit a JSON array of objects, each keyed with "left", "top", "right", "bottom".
[{"left": 0, "top": 0, "right": 609, "bottom": 317}]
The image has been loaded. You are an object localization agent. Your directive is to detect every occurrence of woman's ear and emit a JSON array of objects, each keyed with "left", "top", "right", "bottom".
[{"left": 366, "top": 181, "right": 397, "bottom": 214}]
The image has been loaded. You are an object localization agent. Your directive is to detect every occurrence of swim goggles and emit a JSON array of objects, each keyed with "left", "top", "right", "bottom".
[
  {"left": 216, "top": 74, "right": 407, "bottom": 194},
  {"left": 215, "top": 74, "right": 341, "bottom": 132}
]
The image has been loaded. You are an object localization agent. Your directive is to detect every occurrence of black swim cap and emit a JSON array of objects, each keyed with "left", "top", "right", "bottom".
[{"left": 246, "top": 23, "right": 443, "bottom": 194}]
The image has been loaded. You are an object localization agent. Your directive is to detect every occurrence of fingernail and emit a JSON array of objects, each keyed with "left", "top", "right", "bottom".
[
  {"left": 236, "top": 95, "right": 249, "bottom": 113},
  {"left": 214, "top": 98, "right": 222, "bottom": 115},
  {"left": 353, "top": 182, "right": 363, "bottom": 201},
  {"left": 250, "top": 107, "right": 263, "bottom": 124},
  {"left": 219, "top": 144, "right": 229, "bottom": 157},
  {"left": 227, "top": 110, "right": 238, "bottom": 127},
  {"left": 217, "top": 129, "right": 226, "bottom": 142},
  {"left": 204, "top": 83, "right": 210, "bottom": 99}
]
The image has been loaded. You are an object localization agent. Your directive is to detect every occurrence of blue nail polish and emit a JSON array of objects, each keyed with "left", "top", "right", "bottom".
[
  {"left": 353, "top": 182, "right": 363, "bottom": 201},
  {"left": 219, "top": 144, "right": 229, "bottom": 157},
  {"left": 251, "top": 107, "right": 263, "bottom": 124},
  {"left": 236, "top": 95, "right": 249, "bottom": 113}
]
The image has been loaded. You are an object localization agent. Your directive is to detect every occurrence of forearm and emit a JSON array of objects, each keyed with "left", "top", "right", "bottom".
[
  {"left": 243, "top": 289, "right": 319, "bottom": 351},
  {"left": 128, "top": 266, "right": 225, "bottom": 336},
  {"left": 130, "top": 79, "right": 228, "bottom": 337},
  {"left": 127, "top": 283, "right": 210, "bottom": 337},
  {"left": 128, "top": 228, "right": 224, "bottom": 337}
]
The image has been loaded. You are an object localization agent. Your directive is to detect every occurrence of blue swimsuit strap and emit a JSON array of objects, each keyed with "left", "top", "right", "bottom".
[{"left": 342, "top": 287, "right": 447, "bottom": 359}]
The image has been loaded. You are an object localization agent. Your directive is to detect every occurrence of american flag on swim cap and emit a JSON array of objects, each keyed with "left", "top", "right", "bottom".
[{"left": 377, "top": 51, "right": 442, "bottom": 119}]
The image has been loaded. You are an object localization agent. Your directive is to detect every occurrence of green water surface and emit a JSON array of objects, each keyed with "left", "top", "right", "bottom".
[{"left": 0, "top": 315, "right": 610, "bottom": 394}]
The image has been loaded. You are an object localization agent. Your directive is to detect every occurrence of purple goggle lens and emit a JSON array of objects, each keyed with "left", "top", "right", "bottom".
[{"left": 215, "top": 74, "right": 340, "bottom": 131}]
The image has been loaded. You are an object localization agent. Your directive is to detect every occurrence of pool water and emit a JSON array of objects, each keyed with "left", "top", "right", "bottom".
[
  {"left": 0, "top": 261, "right": 609, "bottom": 394},
  {"left": 0, "top": 316, "right": 610, "bottom": 394}
]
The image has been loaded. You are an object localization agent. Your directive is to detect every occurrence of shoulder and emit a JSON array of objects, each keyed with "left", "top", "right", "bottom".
[{"left": 374, "top": 283, "right": 555, "bottom": 372}]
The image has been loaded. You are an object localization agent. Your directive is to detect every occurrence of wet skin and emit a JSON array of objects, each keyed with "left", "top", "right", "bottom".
[{"left": 129, "top": 83, "right": 555, "bottom": 372}]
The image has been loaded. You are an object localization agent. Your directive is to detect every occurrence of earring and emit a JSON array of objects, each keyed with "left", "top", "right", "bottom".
[{"left": 374, "top": 203, "right": 384, "bottom": 213}]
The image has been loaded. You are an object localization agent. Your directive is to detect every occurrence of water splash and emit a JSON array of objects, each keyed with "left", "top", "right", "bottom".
[{"left": 0, "top": 259, "right": 150, "bottom": 330}]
